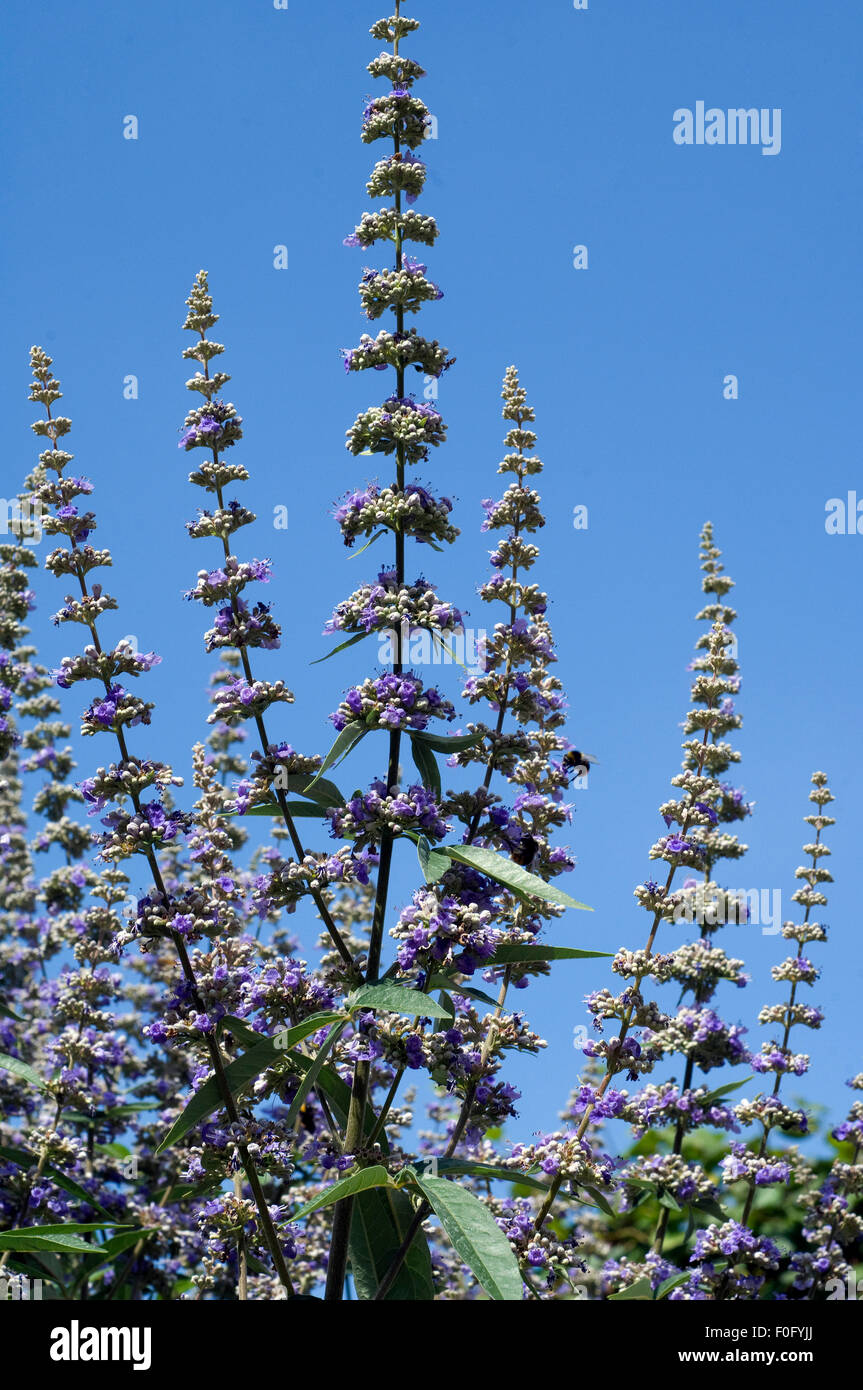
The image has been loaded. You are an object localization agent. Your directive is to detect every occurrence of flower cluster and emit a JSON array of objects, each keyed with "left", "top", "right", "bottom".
[
  {"left": 323, "top": 570, "right": 464, "bottom": 637},
  {"left": 330, "top": 672, "right": 455, "bottom": 732},
  {"left": 334, "top": 482, "right": 457, "bottom": 549},
  {"left": 326, "top": 781, "right": 449, "bottom": 847}
]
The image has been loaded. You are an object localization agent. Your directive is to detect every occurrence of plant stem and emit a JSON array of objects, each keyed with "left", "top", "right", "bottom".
[{"left": 325, "top": 10, "right": 408, "bottom": 1298}]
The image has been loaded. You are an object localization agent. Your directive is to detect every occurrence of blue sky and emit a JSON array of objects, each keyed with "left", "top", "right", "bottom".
[{"left": 3, "top": 0, "right": 862, "bottom": 1150}]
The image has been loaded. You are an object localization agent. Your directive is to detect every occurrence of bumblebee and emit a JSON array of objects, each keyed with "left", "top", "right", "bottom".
[
  {"left": 510, "top": 834, "right": 540, "bottom": 867},
  {"left": 563, "top": 748, "right": 597, "bottom": 778}
]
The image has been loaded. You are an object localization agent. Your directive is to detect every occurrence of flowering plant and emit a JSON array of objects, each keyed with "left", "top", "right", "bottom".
[{"left": 0, "top": 3, "right": 858, "bottom": 1311}]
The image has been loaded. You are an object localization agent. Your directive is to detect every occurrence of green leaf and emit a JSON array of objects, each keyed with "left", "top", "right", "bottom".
[
  {"left": 435, "top": 1158, "right": 550, "bottom": 1193},
  {"left": 348, "top": 981, "right": 451, "bottom": 1021},
  {"left": 151, "top": 1178, "right": 225, "bottom": 1205},
  {"left": 699, "top": 1075, "right": 752, "bottom": 1109},
  {"left": 216, "top": 1015, "right": 267, "bottom": 1050},
  {"left": 580, "top": 1184, "right": 616, "bottom": 1217},
  {"left": 155, "top": 1012, "right": 345, "bottom": 1155},
  {"left": 0, "top": 1223, "right": 132, "bottom": 1254},
  {"left": 2, "top": 1253, "right": 67, "bottom": 1293},
  {"left": 290, "top": 1166, "right": 393, "bottom": 1222},
  {"left": 425, "top": 975, "right": 498, "bottom": 1009},
  {"left": 0, "top": 1146, "right": 116, "bottom": 1221},
  {"left": 485, "top": 944, "right": 612, "bottom": 966},
  {"left": 285, "top": 1051, "right": 389, "bottom": 1155},
  {"left": 609, "top": 1276, "right": 653, "bottom": 1301},
  {"left": 312, "top": 631, "right": 371, "bottom": 665},
  {"left": 350, "top": 1186, "right": 435, "bottom": 1301},
  {"left": 0, "top": 1053, "right": 46, "bottom": 1091},
  {"left": 0, "top": 999, "right": 23, "bottom": 1023},
  {"left": 436, "top": 990, "right": 455, "bottom": 1018},
  {"left": 283, "top": 1021, "right": 348, "bottom": 1130},
  {"left": 306, "top": 721, "right": 367, "bottom": 786},
  {"left": 439, "top": 844, "right": 592, "bottom": 912},
  {"left": 0, "top": 1144, "right": 34, "bottom": 1166},
  {"left": 411, "top": 729, "right": 483, "bottom": 753},
  {"left": 348, "top": 528, "right": 386, "bottom": 559},
  {"left": 63, "top": 1102, "right": 161, "bottom": 1126},
  {"left": 689, "top": 1196, "right": 729, "bottom": 1222},
  {"left": 240, "top": 800, "right": 325, "bottom": 818},
  {"left": 410, "top": 736, "right": 441, "bottom": 797},
  {"left": 655, "top": 1270, "right": 693, "bottom": 1299},
  {"left": 78, "top": 1229, "right": 153, "bottom": 1273},
  {"left": 282, "top": 773, "right": 346, "bottom": 810},
  {"left": 411, "top": 1172, "right": 523, "bottom": 1301},
  {"left": 429, "top": 634, "right": 467, "bottom": 670},
  {"left": 416, "top": 836, "right": 450, "bottom": 884}
]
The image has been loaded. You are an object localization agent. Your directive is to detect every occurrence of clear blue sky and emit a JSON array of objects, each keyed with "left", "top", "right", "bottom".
[{"left": 2, "top": 0, "right": 861, "bottom": 1145}]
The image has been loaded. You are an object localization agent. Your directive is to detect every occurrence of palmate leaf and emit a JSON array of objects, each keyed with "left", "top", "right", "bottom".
[
  {"left": 411, "top": 1171, "right": 523, "bottom": 1301},
  {"left": 439, "top": 843, "right": 592, "bottom": 912},
  {"left": 350, "top": 1186, "right": 435, "bottom": 1302},
  {"left": 155, "top": 1011, "right": 345, "bottom": 1155},
  {"left": 348, "top": 981, "right": 451, "bottom": 1021},
  {"left": 0, "top": 998, "right": 23, "bottom": 1023}
]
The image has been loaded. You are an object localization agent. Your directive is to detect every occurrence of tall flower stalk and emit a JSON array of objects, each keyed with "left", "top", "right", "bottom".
[
  {"left": 25, "top": 347, "right": 296, "bottom": 1295},
  {"left": 324, "top": 0, "right": 455, "bottom": 1299},
  {"left": 694, "top": 773, "right": 836, "bottom": 1299},
  {"left": 530, "top": 527, "right": 747, "bottom": 1279}
]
